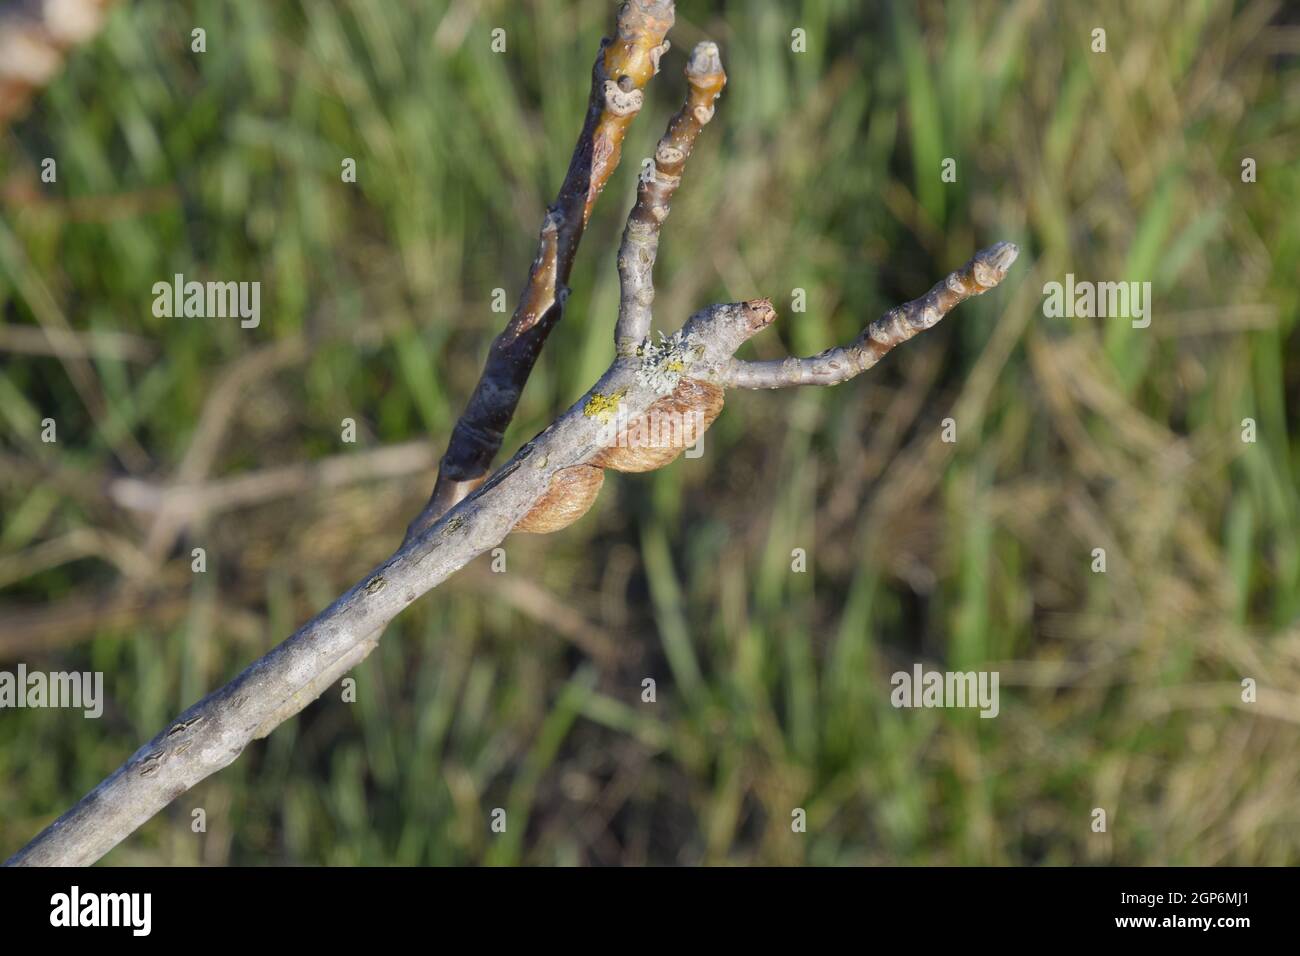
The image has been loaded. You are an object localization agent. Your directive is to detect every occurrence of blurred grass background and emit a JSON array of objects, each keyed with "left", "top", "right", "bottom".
[{"left": 1, "top": 0, "right": 1298, "bottom": 865}]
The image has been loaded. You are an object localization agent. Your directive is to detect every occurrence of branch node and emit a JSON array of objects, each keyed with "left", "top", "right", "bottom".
[
  {"left": 603, "top": 79, "right": 643, "bottom": 116},
  {"left": 650, "top": 39, "right": 670, "bottom": 74}
]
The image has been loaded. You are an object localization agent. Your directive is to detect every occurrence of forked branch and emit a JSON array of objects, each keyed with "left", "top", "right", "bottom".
[
  {"left": 405, "top": 0, "right": 675, "bottom": 543},
  {"left": 5, "top": 6, "right": 1019, "bottom": 866}
]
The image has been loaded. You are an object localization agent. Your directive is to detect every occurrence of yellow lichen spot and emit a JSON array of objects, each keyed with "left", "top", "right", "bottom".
[{"left": 583, "top": 388, "right": 626, "bottom": 423}]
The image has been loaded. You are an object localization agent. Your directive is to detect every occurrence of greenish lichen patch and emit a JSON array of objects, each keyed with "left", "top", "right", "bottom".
[
  {"left": 636, "top": 329, "right": 695, "bottom": 395},
  {"left": 583, "top": 388, "right": 627, "bottom": 422}
]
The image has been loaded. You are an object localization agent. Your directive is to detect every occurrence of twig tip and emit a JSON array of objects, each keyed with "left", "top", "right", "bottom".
[
  {"left": 687, "top": 40, "right": 724, "bottom": 79},
  {"left": 986, "top": 240, "right": 1019, "bottom": 269},
  {"left": 972, "top": 241, "right": 1019, "bottom": 288}
]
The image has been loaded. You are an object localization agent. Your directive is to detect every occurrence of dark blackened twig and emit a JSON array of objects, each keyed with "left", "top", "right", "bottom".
[{"left": 404, "top": 0, "right": 676, "bottom": 543}]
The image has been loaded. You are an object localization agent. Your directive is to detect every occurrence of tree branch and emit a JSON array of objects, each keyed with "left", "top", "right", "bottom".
[
  {"left": 615, "top": 40, "right": 725, "bottom": 353},
  {"left": 718, "top": 242, "right": 1019, "bottom": 389},
  {"left": 404, "top": 0, "right": 676, "bottom": 544},
  {"left": 5, "top": 233, "right": 1019, "bottom": 864},
  {"left": 4, "top": 297, "right": 775, "bottom": 867},
  {"left": 4, "top": 6, "right": 1021, "bottom": 865}
]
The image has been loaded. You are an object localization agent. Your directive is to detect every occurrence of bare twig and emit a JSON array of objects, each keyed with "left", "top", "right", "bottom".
[
  {"left": 6, "top": 248, "right": 1017, "bottom": 865},
  {"left": 5, "top": 15, "right": 1020, "bottom": 866},
  {"left": 0, "top": 220, "right": 151, "bottom": 472},
  {"left": 0, "top": 580, "right": 267, "bottom": 660},
  {"left": 0, "top": 323, "right": 155, "bottom": 362},
  {"left": 465, "top": 567, "right": 624, "bottom": 666},
  {"left": 404, "top": 0, "right": 675, "bottom": 543},
  {"left": 719, "top": 242, "right": 1020, "bottom": 388},
  {"left": 615, "top": 41, "right": 725, "bottom": 353},
  {"left": 0, "top": 527, "right": 151, "bottom": 590},
  {"left": 109, "top": 441, "right": 435, "bottom": 524},
  {"left": 5, "top": 296, "right": 779, "bottom": 866}
]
